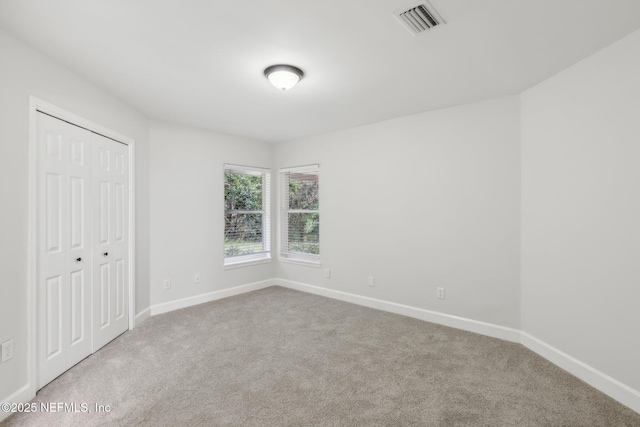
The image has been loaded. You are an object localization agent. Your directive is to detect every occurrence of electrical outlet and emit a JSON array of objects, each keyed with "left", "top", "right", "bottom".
[
  {"left": 437, "top": 287, "right": 445, "bottom": 299},
  {"left": 194, "top": 274, "right": 201, "bottom": 284},
  {"left": 324, "top": 269, "right": 331, "bottom": 278},
  {"left": 368, "top": 276, "right": 375, "bottom": 287},
  {"left": 2, "top": 339, "right": 14, "bottom": 362},
  {"left": 163, "top": 278, "right": 171, "bottom": 290}
]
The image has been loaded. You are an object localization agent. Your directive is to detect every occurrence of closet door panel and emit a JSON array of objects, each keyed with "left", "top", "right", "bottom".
[
  {"left": 92, "top": 133, "right": 129, "bottom": 350},
  {"left": 37, "top": 113, "right": 92, "bottom": 389}
]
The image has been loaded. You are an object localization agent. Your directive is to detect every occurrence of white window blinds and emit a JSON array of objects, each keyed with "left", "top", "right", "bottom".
[{"left": 280, "top": 164, "right": 319, "bottom": 262}]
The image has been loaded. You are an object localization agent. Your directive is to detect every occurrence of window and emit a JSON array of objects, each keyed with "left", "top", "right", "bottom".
[
  {"left": 224, "top": 164, "right": 271, "bottom": 266},
  {"left": 280, "top": 164, "right": 319, "bottom": 263}
]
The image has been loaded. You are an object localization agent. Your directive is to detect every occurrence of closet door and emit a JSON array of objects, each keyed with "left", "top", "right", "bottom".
[
  {"left": 37, "top": 113, "right": 93, "bottom": 389},
  {"left": 92, "top": 133, "right": 129, "bottom": 350}
]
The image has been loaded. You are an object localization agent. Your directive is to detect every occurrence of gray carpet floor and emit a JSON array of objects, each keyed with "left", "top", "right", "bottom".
[{"left": 4, "top": 286, "right": 640, "bottom": 426}]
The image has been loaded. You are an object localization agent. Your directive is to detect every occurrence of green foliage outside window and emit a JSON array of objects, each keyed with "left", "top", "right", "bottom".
[
  {"left": 287, "top": 174, "right": 319, "bottom": 255},
  {"left": 224, "top": 171, "right": 264, "bottom": 257}
]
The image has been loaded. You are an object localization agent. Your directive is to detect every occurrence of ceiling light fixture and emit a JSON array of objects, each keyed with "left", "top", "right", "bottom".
[{"left": 264, "top": 64, "right": 304, "bottom": 91}]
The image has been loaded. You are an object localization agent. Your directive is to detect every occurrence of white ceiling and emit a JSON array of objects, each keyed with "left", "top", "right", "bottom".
[{"left": 1, "top": 0, "right": 639, "bottom": 143}]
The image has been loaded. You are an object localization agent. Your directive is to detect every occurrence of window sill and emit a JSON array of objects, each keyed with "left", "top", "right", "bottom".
[
  {"left": 279, "top": 257, "right": 321, "bottom": 268},
  {"left": 223, "top": 258, "right": 272, "bottom": 270}
]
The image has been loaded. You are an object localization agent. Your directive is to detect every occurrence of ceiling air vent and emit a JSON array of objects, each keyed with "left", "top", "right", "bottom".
[{"left": 396, "top": 3, "right": 443, "bottom": 35}]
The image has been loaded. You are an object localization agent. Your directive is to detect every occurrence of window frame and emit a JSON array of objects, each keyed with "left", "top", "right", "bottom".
[
  {"left": 223, "top": 164, "right": 271, "bottom": 267},
  {"left": 279, "top": 164, "right": 320, "bottom": 265}
]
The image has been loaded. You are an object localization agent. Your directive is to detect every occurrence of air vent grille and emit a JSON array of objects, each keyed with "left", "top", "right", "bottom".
[{"left": 397, "top": 4, "right": 441, "bottom": 34}]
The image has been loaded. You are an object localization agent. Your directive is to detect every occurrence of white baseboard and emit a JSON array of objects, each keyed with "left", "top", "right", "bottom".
[
  {"left": 275, "top": 278, "right": 521, "bottom": 343},
  {"left": 521, "top": 332, "right": 640, "bottom": 414},
  {"left": 150, "top": 279, "right": 276, "bottom": 316},
  {"left": 134, "top": 307, "right": 151, "bottom": 326},
  {"left": 0, "top": 384, "right": 33, "bottom": 423}
]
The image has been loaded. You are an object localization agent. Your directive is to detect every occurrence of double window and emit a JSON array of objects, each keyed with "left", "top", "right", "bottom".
[
  {"left": 280, "top": 165, "right": 320, "bottom": 263},
  {"left": 223, "top": 164, "right": 271, "bottom": 266},
  {"left": 223, "top": 163, "right": 320, "bottom": 266}
]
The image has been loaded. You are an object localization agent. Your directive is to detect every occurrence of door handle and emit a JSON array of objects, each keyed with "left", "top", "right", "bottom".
[
  {"left": 103, "top": 252, "right": 109, "bottom": 257},
  {"left": 76, "top": 257, "right": 82, "bottom": 263}
]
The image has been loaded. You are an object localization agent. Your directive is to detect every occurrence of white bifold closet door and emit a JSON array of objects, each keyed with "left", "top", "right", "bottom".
[
  {"left": 37, "top": 112, "right": 129, "bottom": 389},
  {"left": 92, "top": 133, "right": 129, "bottom": 351}
]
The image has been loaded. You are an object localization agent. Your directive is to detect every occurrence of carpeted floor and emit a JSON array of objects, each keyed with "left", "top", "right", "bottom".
[{"left": 3, "top": 286, "right": 640, "bottom": 426}]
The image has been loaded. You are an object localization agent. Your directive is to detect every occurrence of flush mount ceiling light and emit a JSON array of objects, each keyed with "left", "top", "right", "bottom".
[{"left": 264, "top": 64, "right": 304, "bottom": 91}]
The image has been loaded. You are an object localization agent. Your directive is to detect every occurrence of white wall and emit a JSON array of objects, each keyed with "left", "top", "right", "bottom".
[
  {"left": 0, "top": 30, "right": 151, "bottom": 403},
  {"left": 521, "top": 29, "right": 640, "bottom": 392},
  {"left": 149, "top": 121, "right": 275, "bottom": 307},
  {"left": 275, "top": 96, "right": 521, "bottom": 329}
]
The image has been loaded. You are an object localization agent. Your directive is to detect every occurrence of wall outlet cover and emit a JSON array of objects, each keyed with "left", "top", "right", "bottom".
[{"left": 1, "top": 339, "right": 14, "bottom": 362}]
